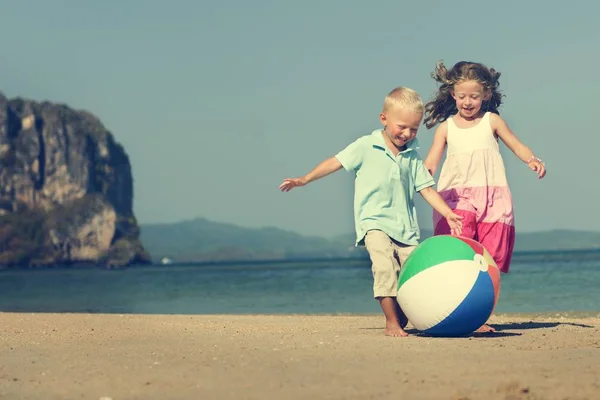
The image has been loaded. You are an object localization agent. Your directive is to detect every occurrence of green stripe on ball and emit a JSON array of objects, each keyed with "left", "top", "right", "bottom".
[{"left": 398, "top": 236, "right": 476, "bottom": 289}]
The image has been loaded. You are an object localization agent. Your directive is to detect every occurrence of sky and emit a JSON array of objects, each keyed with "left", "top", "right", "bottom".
[{"left": 0, "top": 0, "right": 598, "bottom": 237}]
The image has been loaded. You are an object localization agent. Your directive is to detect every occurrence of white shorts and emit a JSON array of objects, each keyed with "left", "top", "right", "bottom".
[{"left": 364, "top": 229, "right": 416, "bottom": 298}]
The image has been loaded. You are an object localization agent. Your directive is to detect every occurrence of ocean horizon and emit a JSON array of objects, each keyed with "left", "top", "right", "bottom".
[
  {"left": 1, "top": 248, "right": 599, "bottom": 316},
  {"left": 150, "top": 246, "right": 600, "bottom": 267}
]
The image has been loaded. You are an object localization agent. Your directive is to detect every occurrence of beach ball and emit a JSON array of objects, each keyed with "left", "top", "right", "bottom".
[{"left": 396, "top": 235, "right": 501, "bottom": 337}]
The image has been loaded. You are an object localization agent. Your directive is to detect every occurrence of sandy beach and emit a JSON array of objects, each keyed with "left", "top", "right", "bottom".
[{"left": 1, "top": 313, "right": 599, "bottom": 400}]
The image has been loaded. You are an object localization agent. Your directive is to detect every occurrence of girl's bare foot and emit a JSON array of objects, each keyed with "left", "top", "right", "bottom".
[{"left": 475, "top": 324, "right": 496, "bottom": 333}]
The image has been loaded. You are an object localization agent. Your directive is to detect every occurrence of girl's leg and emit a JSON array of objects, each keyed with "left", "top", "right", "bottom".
[
  {"left": 475, "top": 219, "right": 515, "bottom": 333},
  {"left": 437, "top": 211, "right": 496, "bottom": 333},
  {"left": 477, "top": 221, "right": 516, "bottom": 273}
]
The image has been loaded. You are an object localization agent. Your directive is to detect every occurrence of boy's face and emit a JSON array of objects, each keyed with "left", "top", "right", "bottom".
[{"left": 379, "top": 107, "right": 423, "bottom": 151}]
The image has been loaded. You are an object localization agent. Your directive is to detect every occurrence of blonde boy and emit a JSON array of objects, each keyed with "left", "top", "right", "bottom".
[{"left": 279, "top": 87, "right": 462, "bottom": 337}]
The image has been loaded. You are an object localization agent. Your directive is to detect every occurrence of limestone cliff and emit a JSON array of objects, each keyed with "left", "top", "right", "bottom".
[{"left": 0, "top": 92, "right": 151, "bottom": 268}]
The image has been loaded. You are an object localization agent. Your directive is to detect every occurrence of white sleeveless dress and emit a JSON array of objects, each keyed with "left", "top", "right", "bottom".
[{"left": 433, "top": 112, "right": 515, "bottom": 273}]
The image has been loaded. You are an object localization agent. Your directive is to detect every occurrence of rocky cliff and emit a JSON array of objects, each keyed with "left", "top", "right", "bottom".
[{"left": 0, "top": 92, "right": 151, "bottom": 268}]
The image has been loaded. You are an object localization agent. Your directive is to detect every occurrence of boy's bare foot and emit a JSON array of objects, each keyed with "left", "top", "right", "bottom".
[
  {"left": 475, "top": 324, "right": 496, "bottom": 333},
  {"left": 378, "top": 297, "right": 409, "bottom": 337},
  {"left": 385, "top": 322, "right": 409, "bottom": 337}
]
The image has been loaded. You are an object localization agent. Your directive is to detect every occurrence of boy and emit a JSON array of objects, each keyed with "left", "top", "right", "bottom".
[{"left": 279, "top": 87, "right": 463, "bottom": 337}]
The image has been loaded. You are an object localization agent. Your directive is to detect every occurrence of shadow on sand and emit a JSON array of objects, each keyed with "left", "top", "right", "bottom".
[
  {"left": 490, "top": 320, "right": 594, "bottom": 330},
  {"left": 361, "top": 320, "right": 595, "bottom": 338},
  {"left": 408, "top": 329, "right": 522, "bottom": 338},
  {"left": 359, "top": 327, "right": 522, "bottom": 338}
]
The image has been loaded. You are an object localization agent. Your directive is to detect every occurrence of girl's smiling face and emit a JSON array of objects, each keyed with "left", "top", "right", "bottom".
[{"left": 451, "top": 80, "right": 490, "bottom": 120}]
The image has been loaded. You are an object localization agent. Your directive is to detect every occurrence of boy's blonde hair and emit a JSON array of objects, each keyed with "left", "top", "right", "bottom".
[{"left": 383, "top": 86, "right": 424, "bottom": 113}]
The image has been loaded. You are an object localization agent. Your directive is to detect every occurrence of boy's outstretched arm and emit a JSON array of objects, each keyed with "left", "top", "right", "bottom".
[
  {"left": 279, "top": 157, "right": 343, "bottom": 192},
  {"left": 419, "top": 187, "right": 463, "bottom": 235}
]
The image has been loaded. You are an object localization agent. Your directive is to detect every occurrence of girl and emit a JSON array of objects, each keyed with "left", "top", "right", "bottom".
[{"left": 423, "top": 61, "right": 546, "bottom": 332}]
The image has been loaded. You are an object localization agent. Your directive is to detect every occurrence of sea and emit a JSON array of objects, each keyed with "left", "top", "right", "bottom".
[{"left": 1, "top": 249, "right": 599, "bottom": 316}]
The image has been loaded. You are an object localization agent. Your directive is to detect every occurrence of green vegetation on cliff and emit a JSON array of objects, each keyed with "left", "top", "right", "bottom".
[{"left": 0, "top": 92, "right": 150, "bottom": 269}]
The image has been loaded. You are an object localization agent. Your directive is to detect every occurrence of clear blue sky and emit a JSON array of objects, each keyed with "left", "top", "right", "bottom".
[{"left": 1, "top": 1, "right": 598, "bottom": 237}]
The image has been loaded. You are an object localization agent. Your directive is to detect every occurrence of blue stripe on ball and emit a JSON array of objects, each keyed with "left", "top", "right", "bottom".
[{"left": 423, "top": 271, "right": 495, "bottom": 337}]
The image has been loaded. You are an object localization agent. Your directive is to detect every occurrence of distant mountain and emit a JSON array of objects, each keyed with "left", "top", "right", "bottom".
[
  {"left": 512, "top": 229, "right": 600, "bottom": 252},
  {"left": 139, "top": 218, "right": 359, "bottom": 262},
  {"left": 140, "top": 218, "right": 600, "bottom": 263}
]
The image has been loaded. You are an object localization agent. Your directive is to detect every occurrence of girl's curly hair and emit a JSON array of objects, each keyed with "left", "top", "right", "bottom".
[{"left": 423, "top": 60, "right": 504, "bottom": 129}]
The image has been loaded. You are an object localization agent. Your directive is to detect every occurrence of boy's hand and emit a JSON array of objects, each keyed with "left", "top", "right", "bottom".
[
  {"left": 418, "top": 187, "right": 464, "bottom": 236},
  {"left": 279, "top": 177, "right": 307, "bottom": 192},
  {"left": 279, "top": 158, "right": 343, "bottom": 192},
  {"left": 445, "top": 212, "right": 463, "bottom": 236}
]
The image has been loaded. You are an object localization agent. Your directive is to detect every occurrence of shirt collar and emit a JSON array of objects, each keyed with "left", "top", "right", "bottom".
[{"left": 370, "top": 129, "right": 420, "bottom": 154}]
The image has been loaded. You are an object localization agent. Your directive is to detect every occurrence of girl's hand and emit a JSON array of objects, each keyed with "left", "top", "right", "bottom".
[
  {"left": 279, "top": 177, "right": 307, "bottom": 192},
  {"left": 527, "top": 158, "right": 546, "bottom": 179}
]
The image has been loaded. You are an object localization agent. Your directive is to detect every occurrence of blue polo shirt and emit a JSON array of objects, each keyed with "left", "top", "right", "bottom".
[{"left": 335, "top": 129, "right": 435, "bottom": 246}]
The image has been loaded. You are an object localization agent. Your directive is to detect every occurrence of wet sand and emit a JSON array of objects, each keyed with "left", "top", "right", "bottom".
[{"left": 1, "top": 313, "right": 599, "bottom": 400}]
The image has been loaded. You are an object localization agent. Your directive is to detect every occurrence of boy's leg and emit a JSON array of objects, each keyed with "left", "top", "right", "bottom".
[
  {"left": 364, "top": 230, "right": 407, "bottom": 337},
  {"left": 378, "top": 298, "right": 408, "bottom": 337},
  {"left": 393, "top": 241, "right": 417, "bottom": 329}
]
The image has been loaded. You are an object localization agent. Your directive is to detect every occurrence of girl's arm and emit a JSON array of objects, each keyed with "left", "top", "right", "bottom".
[
  {"left": 490, "top": 113, "right": 546, "bottom": 179},
  {"left": 424, "top": 122, "right": 448, "bottom": 176}
]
